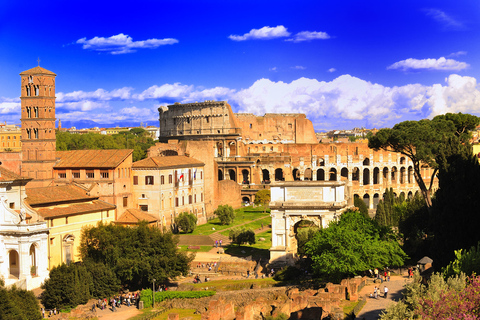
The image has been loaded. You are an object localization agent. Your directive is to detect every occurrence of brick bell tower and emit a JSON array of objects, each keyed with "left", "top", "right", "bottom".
[{"left": 20, "top": 65, "right": 57, "bottom": 188}]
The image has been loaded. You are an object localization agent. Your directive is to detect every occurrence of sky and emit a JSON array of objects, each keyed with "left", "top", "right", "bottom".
[{"left": 1, "top": 0, "right": 480, "bottom": 131}]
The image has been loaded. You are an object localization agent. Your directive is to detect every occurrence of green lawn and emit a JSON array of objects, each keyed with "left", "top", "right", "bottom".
[
  {"left": 177, "top": 245, "right": 212, "bottom": 252},
  {"left": 191, "top": 206, "right": 270, "bottom": 236},
  {"left": 219, "top": 217, "right": 271, "bottom": 237},
  {"left": 190, "top": 277, "right": 277, "bottom": 291}
]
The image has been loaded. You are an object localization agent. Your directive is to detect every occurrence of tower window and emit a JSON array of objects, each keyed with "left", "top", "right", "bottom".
[
  {"left": 26, "top": 86, "right": 31, "bottom": 96},
  {"left": 34, "top": 128, "right": 38, "bottom": 139},
  {"left": 34, "top": 85, "right": 39, "bottom": 96}
]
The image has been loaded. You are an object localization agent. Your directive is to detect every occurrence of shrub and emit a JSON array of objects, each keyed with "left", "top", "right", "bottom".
[
  {"left": 229, "top": 228, "right": 255, "bottom": 245},
  {"left": 215, "top": 205, "right": 235, "bottom": 225},
  {"left": 140, "top": 289, "right": 216, "bottom": 308},
  {"left": 175, "top": 212, "right": 197, "bottom": 233}
]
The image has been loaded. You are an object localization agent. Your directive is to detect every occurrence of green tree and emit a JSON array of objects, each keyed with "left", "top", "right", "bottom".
[
  {"left": 353, "top": 195, "right": 369, "bottom": 217},
  {"left": 368, "top": 113, "right": 480, "bottom": 209},
  {"left": 214, "top": 205, "right": 235, "bottom": 225},
  {"left": 443, "top": 241, "right": 480, "bottom": 279},
  {"left": 305, "top": 210, "right": 407, "bottom": 283},
  {"left": 296, "top": 226, "right": 319, "bottom": 257},
  {"left": 254, "top": 189, "right": 271, "bottom": 213},
  {"left": 174, "top": 212, "right": 197, "bottom": 233},
  {"left": 229, "top": 228, "right": 256, "bottom": 245},
  {"left": 83, "top": 259, "right": 120, "bottom": 299}
]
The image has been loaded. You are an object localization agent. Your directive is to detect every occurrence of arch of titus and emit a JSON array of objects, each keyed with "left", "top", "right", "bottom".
[{"left": 269, "top": 181, "right": 352, "bottom": 265}]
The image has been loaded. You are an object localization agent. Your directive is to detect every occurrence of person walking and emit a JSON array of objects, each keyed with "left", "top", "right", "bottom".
[
  {"left": 384, "top": 286, "right": 388, "bottom": 299},
  {"left": 374, "top": 286, "right": 378, "bottom": 299}
]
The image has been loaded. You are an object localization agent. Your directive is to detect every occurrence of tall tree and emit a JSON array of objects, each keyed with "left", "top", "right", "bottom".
[
  {"left": 254, "top": 189, "right": 271, "bottom": 214},
  {"left": 368, "top": 113, "right": 480, "bottom": 209}
]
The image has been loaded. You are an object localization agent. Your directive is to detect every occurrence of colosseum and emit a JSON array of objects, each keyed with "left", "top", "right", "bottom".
[{"left": 156, "top": 100, "right": 436, "bottom": 213}]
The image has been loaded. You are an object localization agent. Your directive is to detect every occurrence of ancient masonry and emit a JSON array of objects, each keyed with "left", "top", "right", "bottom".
[{"left": 20, "top": 66, "right": 57, "bottom": 188}]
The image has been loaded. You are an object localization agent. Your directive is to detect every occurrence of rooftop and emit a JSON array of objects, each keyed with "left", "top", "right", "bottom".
[
  {"left": 19, "top": 66, "right": 56, "bottom": 76},
  {"left": 25, "top": 185, "right": 97, "bottom": 206},
  {"left": 33, "top": 199, "right": 115, "bottom": 219},
  {"left": 132, "top": 155, "right": 204, "bottom": 169},
  {"left": 116, "top": 208, "right": 158, "bottom": 224},
  {"left": 55, "top": 149, "right": 133, "bottom": 169},
  {"left": 0, "top": 166, "right": 32, "bottom": 183}
]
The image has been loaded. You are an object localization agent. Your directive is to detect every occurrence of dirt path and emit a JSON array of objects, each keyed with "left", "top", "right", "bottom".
[
  {"left": 95, "top": 305, "right": 141, "bottom": 320},
  {"left": 355, "top": 274, "right": 412, "bottom": 320}
]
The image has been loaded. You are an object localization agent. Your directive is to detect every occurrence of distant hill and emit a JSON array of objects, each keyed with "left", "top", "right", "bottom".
[{"left": 58, "top": 120, "right": 157, "bottom": 130}]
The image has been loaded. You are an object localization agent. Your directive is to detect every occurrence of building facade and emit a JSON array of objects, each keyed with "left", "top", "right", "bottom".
[
  {"left": 132, "top": 155, "right": 206, "bottom": 228},
  {"left": 0, "top": 124, "right": 21, "bottom": 152}
]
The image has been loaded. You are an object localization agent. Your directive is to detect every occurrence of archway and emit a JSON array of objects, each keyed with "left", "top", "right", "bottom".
[
  {"left": 340, "top": 168, "right": 348, "bottom": 181},
  {"left": 400, "top": 167, "right": 406, "bottom": 184},
  {"left": 30, "top": 244, "right": 37, "bottom": 277},
  {"left": 9, "top": 250, "right": 19, "bottom": 278},
  {"left": 318, "top": 158, "right": 325, "bottom": 166},
  {"left": 63, "top": 234, "right": 75, "bottom": 265},
  {"left": 242, "top": 169, "right": 249, "bottom": 184},
  {"left": 363, "top": 158, "right": 370, "bottom": 166},
  {"left": 363, "top": 168, "right": 370, "bottom": 185},
  {"left": 407, "top": 191, "right": 413, "bottom": 199},
  {"left": 373, "top": 167, "right": 380, "bottom": 184},
  {"left": 160, "top": 150, "right": 178, "bottom": 156},
  {"left": 304, "top": 168, "right": 312, "bottom": 180},
  {"left": 316, "top": 168, "right": 325, "bottom": 181},
  {"left": 293, "top": 168, "right": 300, "bottom": 181},
  {"left": 329, "top": 168, "right": 337, "bottom": 181},
  {"left": 275, "top": 168, "right": 284, "bottom": 181},
  {"left": 383, "top": 167, "right": 389, "bottom": 181},
  {"left": 408, "top": 166, "right": 413, "bottom": 183},
  {"left": 262, "top": 169, "right": 270, "bottom": 183},
  {"left": 294, "top": 220, "right": 320, "bottom": 257},
  {"left": 373, "top": 193, "right": 380, "bottom": 209},
  {"left": 352, "top": 167, "right": 359, "bottom": 182},
  {"left": 363, "top": 193, "right": 370, "bottom": 208},
  {"left": 242, "top": 196, "right": 251, "bottom": 204},
  {"left": 218, "top": 169, "right": 224, "bottom": 181},
  {"left": 228, "top": 169, "right": 236, "bottom": 181},
  {"left": 229, "top": 141, "right": 236, "bottom": 157},
  {"left": 391, "top": 166, "right": 398, "bottom": 183},
  {"left": 400, "top": 156, "right": 406, "bottom": 165}
]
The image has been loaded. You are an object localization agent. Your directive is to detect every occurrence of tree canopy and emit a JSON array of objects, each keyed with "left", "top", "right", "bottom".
[
  {"left": 214, "top": 205, "right": 235, "bottom": 225},
  {"left": 368, "top": 113, "right": 480, "bottom": 208},
  {"left": 254, "top": 189, "right": 271, "bottom": 213},
  {"left": 305, "top": 210, "right": 407, "bottom": 282},
  {"left": 174, "top": 212, "right": 197, "bottom": 233},
  {"left": 0, "top": 285, "right": 42, "bottom": 320},
  {"left": 80, "top": 222, "right": 193, "bottom": 288}
]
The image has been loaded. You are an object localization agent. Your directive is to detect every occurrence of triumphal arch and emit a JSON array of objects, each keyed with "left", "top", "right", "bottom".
[{"left": 269, "top": 181, "right": 352, "bottom": 265}]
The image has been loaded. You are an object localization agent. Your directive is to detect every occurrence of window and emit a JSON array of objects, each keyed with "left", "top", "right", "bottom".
[
  {"left": 288, "top": 123, "right": 292, "bottom": 129},
  {"left": 249, "top": 123, "right": 252, "bottom": 128},
  {"left": 34, "top": 107, "right": 38, "bottom": 118},
  {"left": 50, "top": 238, "right": 54, "bottom": 245},
  {"left": 133, "top": 176, "right": 138, "bottom": 185},
  {"left": 65, "top": 217, "right": 68, "bottom": 224},
  {"left": 200, "top": 171, "right": 203, "bottom": 179},
  {"left": 101, "top": 171, "right": 109, "bottom": 179},
  {"left": 140, "top": 205, "right": 148, "bottom": 212},
  {"left": 182, "top": 196, "right": 185, "bottom": 205},
  {"left": 189, "top": 195, "right": 192, "bottom": 204},
  {"left": 161, "top": 175, "right": 165, "bottom": 185},
  {"left": 58, "top": 171, "right": 66, "bottom": 179},
  {"left": 194, "top": 194, "right": 197, "bottom": 203},
  {"left": 86, "top": 170, "right": 94, "bottom": 179},
  {"left": 73, "top": 171, "right": 80, "bottom": 178},
  {"left": 34, "top": 85, "right": 39, "bottom": 96},
  {"left": 201, "top": 193, "right": 203, "bottom": 202},
  {"left": 123, "top": 197, "right": 128, "bottom": 207},
  {"left": 175, "top": 198, "right": 179, "bottom": 207},
  {"left": 145, "top": 176, "right": 154, "bottom": 185},
  {"left": 169, "top": 174, "right": 172, "bottom": 183},
  {"left": 34, "top": 128, "right": 38, "bottom": 139},
  {"left": 9, "top": 202, "right": 14, "bottom": 209}
]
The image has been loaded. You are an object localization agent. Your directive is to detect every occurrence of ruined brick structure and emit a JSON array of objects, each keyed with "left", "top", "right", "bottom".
[{"left": 20, "top": 66, "right": 57, "bottom": 188}]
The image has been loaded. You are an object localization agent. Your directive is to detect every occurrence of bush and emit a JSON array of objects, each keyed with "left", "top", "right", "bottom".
[
  {"left": 229, "top": 228, "right": 256, "bottom": 245},
  {"left": 273, "top": 266, "right": 299, "bottom": 282},
  {"left": 140, "top": 289, "right": 216, "bottom": 308},
  {"left": 215, "top": 205, "right": 235, "bottom": 225},
  {"left": 0, "top": 285, "right": 42, "bottom": 320},
  {"left": 175, "top": 212, "right": 197, "bottom": 233}
]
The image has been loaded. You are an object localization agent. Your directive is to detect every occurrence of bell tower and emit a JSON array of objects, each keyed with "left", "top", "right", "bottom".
[{"left": 20, "top": 65, "right": 57, "bottom": 188}]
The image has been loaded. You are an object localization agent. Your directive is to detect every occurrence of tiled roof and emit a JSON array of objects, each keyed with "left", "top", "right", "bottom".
[
  {"left": 116, "top": 209, "right": 158, "bottom": 224},
  {"left": 0, "top": 166, "right": 32, "bottom": 182},
  {"left": 55, "top": 149, "right": 133, "bottom": 169},
  {"left": 34, "top": 200, "right": 115, "bottom": 219},
  {"left": 25, "top": 185, "right": 97, "bottom": 206},
  {"left": 132, "top": 156, "right": 204, "bottom": 169},
  {"left": 20, "top": 66, "right": 56, "bottom": 76}
]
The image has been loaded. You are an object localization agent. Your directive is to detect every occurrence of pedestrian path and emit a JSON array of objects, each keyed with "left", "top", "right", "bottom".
[{"left": 355, "top": 274, "right": 412, "bottom": 320}]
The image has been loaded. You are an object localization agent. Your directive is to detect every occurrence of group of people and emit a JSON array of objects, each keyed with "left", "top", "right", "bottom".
[
  {"left": 214, "top": 240, "right": 222, "bottom": 247},
  {"left": 195, "top": 261, "right": 217, "bottom": 272},
  {"left": 41, "top": 308, "right": 56, "bottom": 318},
  {"left": 193, "top": 274, "right": 209, "bottom": 283},
  {"left": 373, "top": 268, "right": 391, "bottom": 282},
  {"left": 372, "top": 285, "right": 388, "bottom": 299},
  {"left": 90, "top": 292, "right": 141, "bottom": 313}
]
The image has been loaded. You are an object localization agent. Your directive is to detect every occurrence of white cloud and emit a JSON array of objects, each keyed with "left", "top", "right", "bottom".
[
  {"left": 328, "top": 68, "right": 336, "bottom": 73},
  {"left": 387, "top": 57, "right": 469, "bottom": 71},
  {"left": 134, "top": 83, "right": 194, "bottom": 101},
  {"left": 269, "top": 67, "right": 277, "bottom": 72},
  {"left": 287, "top": 31, "right": 330, "bottom": 42},
  {"left": 228, "top": 26, "right": 290, "bottom": 41},
  {"left": 424, "top": 9, "right": 464, "bottom": 30},
  {"left": 448, "top": 51, "right": 467, "bottom": 57},
  {"left": 57, "top": 87, "right": 133, "bottom": 102},
  {"left": 76, "top": 33, "right": 178, "bottom": 54},
  {"left": 57, "top": 100, "right": 108, "bottom": 112},
  {"left": 292, "top": 66, "right": 306, "bottom": 70}
]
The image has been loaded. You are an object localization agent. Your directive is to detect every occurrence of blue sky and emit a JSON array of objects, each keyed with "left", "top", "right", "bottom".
[{"left": 1, "top": 0, "right": 480, "bottom": 131}]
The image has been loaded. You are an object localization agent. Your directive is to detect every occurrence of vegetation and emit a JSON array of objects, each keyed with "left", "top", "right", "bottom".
[
  {"left": 374, "top": 189, "right": 425, "bottom": 228},
  {"left": 254, "top": 189, "right": 271, "bottom": 213},
  {"left": 443, "top": 241, "right": 480, "bottom": 279},
  {"left": 214, "top": 204, "right": 235, "bottom": 225},
  {"left": 305, "top": 210, "right": 407, "bottom": 283},
  {"left": 0, "top": 284, "right": 42, "bottom": 320},
  {"left": 80, "top": 222, "right": 193, "bottom": 288},
  {"left": 56, "top": 128, "right": 156, "bottom": 161},
  {"left": 174, "top": 212, "right": 197, "bottom": 233},
  {"left": 296, "top": 225, "right": 318, "bottom": 257},
  {"left": 353, "top": 195, "right": 369, "bottom": 217},
  {"left": 229, "top": 228, "right": 256, "bottom": 245},
  {"left": 140, "top": 289, "right": 216, "bottom": 308},
  {"left": 368, "top": 113, "right": 480, "bottom": 209}
]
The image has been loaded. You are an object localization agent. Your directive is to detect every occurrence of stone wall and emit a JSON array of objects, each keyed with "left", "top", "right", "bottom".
[
  {"left": 0, "top": 152, "right": 22, "bottom": 175},
  {"left": 216, "top": 180, "right": 242, "bottom": 210}
]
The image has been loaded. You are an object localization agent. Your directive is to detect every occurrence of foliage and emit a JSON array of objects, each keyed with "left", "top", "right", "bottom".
[
  {"left": 56, "top": 129, "right": 156, "bottom": 161},
  {"left": 380, "top": 271, "right": 469, "bottom": 319},
  {"left": 175, "top": 212, "right": 197, "bottom": 233},
  {"left": 374, "top": 189, "right": 425, "bottom": 228},
  {"left": 353, "top": 195, "right": 369, "bottom": 217},
  {"left": 368, "top": 113, "right": 480, "bottom": 208},
  {"left": 229, "top": 228, "right": 256, "bottom": 245},
  {"left": 214, "top": 205, "right": 235, "bottom": 225},
  {"left": 296, "top": 226, "right": 318, "bottom": 257},
  {"left": 140, "top": 289, "right": 215, "bottom": 308},
  {"left": 80, "top": 222, "right": 194, "bottom": 289},
  {"left": 305, "top": 210, "right": 407, "bottom": 283},
  {"left": 443, "top": 241, "right": 480, "bottom": 279},
  {"left": 254, "top": 189, "right": 271, "bottom": 213},
  {"left": 41, "top": 262, "right": 91, "bottom": 310},
  {"left": 0, "top": 285, "right": 42, "bottom": 320},
  {"left": 82, "top": 259, "right": 120, "bottom": 298},
  {"left": 273, "top": 266, "right": 301, "bottom": 282}
]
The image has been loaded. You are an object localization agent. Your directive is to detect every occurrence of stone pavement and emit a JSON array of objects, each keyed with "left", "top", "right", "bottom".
[{"left": 355, "top": 274, "right": 413, "bottom": 320}]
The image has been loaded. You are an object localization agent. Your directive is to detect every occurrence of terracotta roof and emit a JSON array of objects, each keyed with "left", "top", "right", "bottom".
[
  {"left": 34, "top": 199, "right": 115, "bottom": 219},
  {"left": 0, "top": 166, "right": 32, "bottom": 182},
  {"left": 116, "top": 209, "right": 158, "bottom": 224},
  {"left": 55, "top": 149, "right": 133, "bottom": 169},
  {"left": 25, "top": 185, "right": 97, "bottom": 206},
  {"left": 20, "top": 66, "right": 56, "bottom": 76},
  {"left": 132, "top": 155, "right": 204, "bottom": 169}
]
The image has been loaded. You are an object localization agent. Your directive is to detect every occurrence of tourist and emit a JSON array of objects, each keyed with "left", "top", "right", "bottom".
[
  {"left": 91, "top": 302, "right": 96, "bottom": 312},
  {"left": 41, "top": 308, "right": 45, "bottom": 318},
  {"left": 387, "top": 270, "right": 391, "bottom": 281},
  {"left": 374, "top": 286, "right": 378, "bottom": 299},
  {"left": 384, "top": 286, "right": 388, "bottom": 298}
]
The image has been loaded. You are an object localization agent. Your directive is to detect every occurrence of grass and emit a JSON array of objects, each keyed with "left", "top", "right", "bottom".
[
  {"left": 190, "top": 277, "right": 277, "bottom": 291},
  {"left": 223, "top": 245, "right": 270, "bottom": 260},
  {"left": 177, "top": 245, "right": 212, "bottom": 252},
  {"left": 219, "top": 217, "right": 271, "bottom": 237},
  {"left": 341, "top": 300, "right": 361, "bottom": 319},
  {"left": 152, "top": 308, "right": 201, "bottom": 320},
  {"left": 191, "top": 206, "right": 270, "bottom": 236}
]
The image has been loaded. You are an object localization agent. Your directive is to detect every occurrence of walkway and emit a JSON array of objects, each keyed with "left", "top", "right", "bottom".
[{"left": 355, "top": 274, "right": 412, "bottom": 320}]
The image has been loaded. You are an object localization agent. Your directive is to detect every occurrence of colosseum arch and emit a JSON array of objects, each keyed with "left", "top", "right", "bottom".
[
  {"left": 363, "top": 158, "right": 370, "bottom": 166},
  {"left": 262, "top": 169, "right": 270, "bottom": 182},
  {"left": 329, "top": 168, "right": 337, "bottom": 181},
  {"left": 218, "top": 169, "right": 224, "bottom": 181},
  {"left": 340, "top": 167, "right": 348, "bottom": 181},
  {"left": 316, "top": 168, "right": 325, "bottom": 181},
  {"left": 363, "top": 168, "right": 370, "bottom": 185},
  {"left": 228, "top": 169, "right": 236, "bottom": 181},
  {"left": 408, "top": 166, "right": 413, "bottom": 183},
  {"left": 275, "top": 168, "right": 284, "bottom": 181},
  {"left": 293, "top": 168, "right": 301, "bottom": 181},
  {"left": 373, "top": 167, "right": 380, "bottom": 185},
  {"left": 242, "top": 169, "right": 250, "bottom": 184},
  {"left": 400, "top": 167, "right": 406, "bottom": 184},
  {"left": 352, "top": 167, "right": 360, "bottom": 182},
  {"left": 304, "top": 168, "right": 313, "bottom": 180}
]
